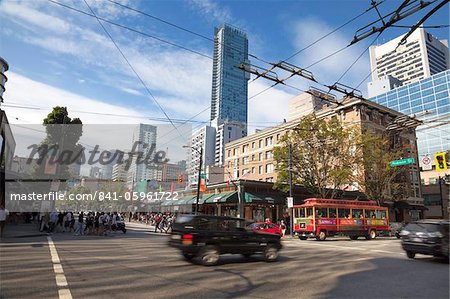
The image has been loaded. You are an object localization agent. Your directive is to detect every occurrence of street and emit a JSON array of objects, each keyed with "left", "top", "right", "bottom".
[{"left": 1, "top": 222, "right": 449, "bottom": 299}]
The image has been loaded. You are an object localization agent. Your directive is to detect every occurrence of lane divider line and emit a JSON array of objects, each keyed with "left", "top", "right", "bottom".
[{"left": 47, "top": 236, "right": 73, "bottom": 299}]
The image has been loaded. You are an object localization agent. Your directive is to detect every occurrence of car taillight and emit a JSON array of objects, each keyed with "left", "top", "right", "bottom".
[{"left": 182, "top": 234, "right": 193, "bottom": 244}]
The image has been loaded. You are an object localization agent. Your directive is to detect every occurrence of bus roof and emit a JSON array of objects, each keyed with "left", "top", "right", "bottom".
[{"left": 294, "top": 198, "right": 383, "bottom": 208}]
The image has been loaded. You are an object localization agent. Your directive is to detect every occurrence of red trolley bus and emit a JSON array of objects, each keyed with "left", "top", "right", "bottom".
[{"left": 293, "top": 198, "right": 389, "bottom": 241}]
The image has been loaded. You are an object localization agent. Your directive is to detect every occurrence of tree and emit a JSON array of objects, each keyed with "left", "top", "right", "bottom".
[
  {"left": 273, "top": 114, "right": 359, "bottom": 199},
  {"left": 353, "top": 131, "right": 411, "bottom": 206},
  {"left": 33, "top": 106, "right": 83, "bottom": 180}
]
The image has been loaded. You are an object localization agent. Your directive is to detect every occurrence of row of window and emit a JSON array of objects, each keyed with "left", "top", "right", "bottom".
[
  {"left": 294, "top": 207, "right": 387, "bottom": 219},
  {"left": 228, "top": 135, "right": 280, "bottom": 157}
]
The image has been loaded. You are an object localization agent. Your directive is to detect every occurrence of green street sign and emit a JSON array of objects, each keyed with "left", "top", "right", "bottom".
[{"left": 390, "top": 158, "right": 415, "bottom": 167}]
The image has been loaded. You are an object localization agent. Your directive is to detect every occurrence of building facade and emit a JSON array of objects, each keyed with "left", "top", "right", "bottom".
[
  {"left": 187, "top": 125, "right": 216, "bottom": 184},
  {"left": 210, "top": 24, "right": 250, "bottom": 166},
  {"left": 369, "top": 27, "right": 449, "bottom": 95},
  {"left": 0, "top": 57, "right": 8, "bottom": 103},
  {"left": 224, "top": 95, "right": 423, "bottom": 221},
  {"left": 130, "top": 124, "right": 157, "bottom": 183},
  {"left": 370, "top": 70, "right": 450, "bottom": 159}
]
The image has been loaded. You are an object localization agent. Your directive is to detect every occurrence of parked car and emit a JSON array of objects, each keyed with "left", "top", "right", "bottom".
[
  {"left": 168, "top": 214, "right": 282, "bottom": 266},
  {"left": 246, "top": 222, "right": 282, "bottom": 235},
  {"left": 400, "top": 219, "right": 449, "bottom": 261}
]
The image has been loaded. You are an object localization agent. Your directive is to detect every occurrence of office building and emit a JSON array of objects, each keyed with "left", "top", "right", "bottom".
[
  {"left": 210, "top": 24, "right": 250, "bottom": 165},
  {"left": 368, "top": 28, "right": 449, "bottom": 97},
  {"left": 370, "top": 70, "right": 450, "bottom": 159},
  {"left": 129, "top": 124, "right": 157, "bottom": 184},
  {"left": 367, "top": 75, "right": 403, "bottom": 98},
  {"left": 187, "top": 125, "right": 216, "bottom": 184},
  {"left": 0, "top": 57, "right": 8, "bottom": 103}
]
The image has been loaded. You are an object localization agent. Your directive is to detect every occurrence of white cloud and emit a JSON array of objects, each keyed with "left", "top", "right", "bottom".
[
  {"left": 118, "top": 86, "right": 142, "bottom": 96},
  {"left": 1, "top": 1, "right": 73, "bottom": 35},
  {"left": 3, "top": 72, "right": 151, "bottom": 124},
  {"left": 290, "top": 17, "right": 371, "bottom": 96},
  {"left": 248, "top": 80, "right": 297, "bottom": 131},
  {"left": 188, "top": 0, "right": 233, "bottom": 23}
]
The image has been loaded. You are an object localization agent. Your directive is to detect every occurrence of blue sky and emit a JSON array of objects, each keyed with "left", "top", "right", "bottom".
[{"left": 1, "top": 0, "right": 449, "bottom": 136}]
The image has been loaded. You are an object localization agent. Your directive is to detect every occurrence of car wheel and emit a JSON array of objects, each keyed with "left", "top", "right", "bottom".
[
  {"left": 264, "top": 245, "right": 279, "bottom": 262},
  {"left": 122, "top": 229, "right": 127, "bottom": 234},
  {"left": 299, "top": 236, "right": 308, "bottom": 240},
  {"left": 182, "top": 252, "right": 195, "bottom": 261},
  {"left": 199, "top": 246, "right": 220, "bottom": 266},
  {"left": 350, "top": 235, "right": 358, "bottom": 240},
  {"left": 406, "top": 251, "right": 415, "bottom": 259},
  {"left": 367, "top": 230, "right": 376, "bottom": 240},
  {"left": 317, "top": 231, "right": 326, "bottom": 241}
]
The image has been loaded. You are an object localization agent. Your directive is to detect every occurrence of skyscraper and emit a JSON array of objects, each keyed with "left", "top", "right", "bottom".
[
  {"left": 368, "top": 28, "right": 449, "bottom": 97},
  {"left": 210, "top": 24, "right": 250, "bottom": 165},
  {"left": 128, "top": 124, "right": 158, "bottom": 185}
]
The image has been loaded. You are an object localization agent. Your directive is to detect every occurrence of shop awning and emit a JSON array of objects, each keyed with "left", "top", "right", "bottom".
[
  {"left": 203, "top": 191, "right": 238, "bottom": 203},
  {"left": 244, "top": 192, "right": 286, "bottom": 204}
]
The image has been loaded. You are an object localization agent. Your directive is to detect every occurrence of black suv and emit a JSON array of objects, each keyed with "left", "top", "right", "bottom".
[
  {"left": 168, "top": 214, "right": 282, "bottom": 266},
  {"left": 400, "top": 219, "right": 449, "bottom": 261}
]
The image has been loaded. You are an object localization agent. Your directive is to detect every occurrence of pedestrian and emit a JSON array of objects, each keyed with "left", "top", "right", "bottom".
[
  {"left": 128, "top": 211, "right": 132, "bottom": 222},
  {"left": 0, "top": 204, "right": 9, "bottom": 238},
  {"left": 280, "top": 220, "right": 287, "bottom": 238},
  {"left": 74, "top": 212, "right": 84, "bottom": 236},
  {"left": 154, "top": 214, "right": 162, "bottom": 233},
  {"left": 40, "top": 212, "right": 50, "bottom": 232}
]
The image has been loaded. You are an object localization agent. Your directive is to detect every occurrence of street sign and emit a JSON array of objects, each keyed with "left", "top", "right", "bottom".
[
  {"left": 420, "top": 155, "right": 432, "bottom": 171},
  {"left": 287, "top": 197, "right": 293, "bottom": 208},
  {"left": 390, "top": 158, "right": 415, "bottom": 167}
]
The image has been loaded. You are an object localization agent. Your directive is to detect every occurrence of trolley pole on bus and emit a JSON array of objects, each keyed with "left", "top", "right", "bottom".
[{"left": 288, "top": 143, "right": 293, "bottom": 237}]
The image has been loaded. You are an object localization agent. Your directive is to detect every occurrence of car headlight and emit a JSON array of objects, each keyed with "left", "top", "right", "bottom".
[{"left": 427, "top": 231, "right": 443, "bottom": 238}]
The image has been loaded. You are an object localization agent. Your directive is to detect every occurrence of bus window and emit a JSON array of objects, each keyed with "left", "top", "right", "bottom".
[
  {"left": 352, "top": 209, "right": 363, "bottom": 219},
  {"left": 338, "top": 208, "right": 350, "bottom": 219},
  {"left": 300, "top": 208, "right": 305, "bottom": 218},
  {"left": 315, "top": 208, "right": 328, "bottom": 218},
  {"left": 306, "top": 207, "right": 313, "bottom": 218},
  {"left": 364, "top": 209, "right": 372, "bottom": 218},
  {"left": 375, "top": 210, "right": 387, "bottom": 219},
  {"left": 329, "top": 208, "right": 337, "bottom": 218}
]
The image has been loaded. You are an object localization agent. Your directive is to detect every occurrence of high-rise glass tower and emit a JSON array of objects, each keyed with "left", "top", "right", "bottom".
[
  {"left": 209, "top": 24, "right": 250, "bottom": 166},
  {"left": 370, "top": 70, "right": 450, "bottom": 159},
  {"left": 210, "top": 24, "right": 249, "bottom": 127}
]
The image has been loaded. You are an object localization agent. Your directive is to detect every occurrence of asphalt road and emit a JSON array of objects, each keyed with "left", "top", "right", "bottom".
[{"left": 1, "top": 222, "right": 449, "bottom": 299}]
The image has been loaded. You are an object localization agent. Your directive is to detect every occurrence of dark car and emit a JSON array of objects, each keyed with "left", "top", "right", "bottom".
[
  {"left": 400, "top": 219, "right": 449, "bottom": 260},
  {"left": 168, "top": 214, "right": 282, "bottom": 266}
]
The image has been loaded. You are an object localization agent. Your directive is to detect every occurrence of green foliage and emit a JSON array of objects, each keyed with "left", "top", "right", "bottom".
[
  {"left": 354, "top": 132, "right": 410, "bottom": 205},
  {"left": 274, "top": 115, "right": 359, "bottom": 199}
]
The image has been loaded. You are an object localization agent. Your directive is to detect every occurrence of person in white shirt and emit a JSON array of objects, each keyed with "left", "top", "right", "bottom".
[{"left": 0, "top": 204, "right": 10, "bottom": 238}]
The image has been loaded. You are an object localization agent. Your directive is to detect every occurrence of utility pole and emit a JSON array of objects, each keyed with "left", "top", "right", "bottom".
[
  {"left": 439, "top": 176, "right": 444, "bottom": 219},
  {"left": 196, "top": 146, "right": 203, "bottom": 214},
  {"left": 289, "top": 143, "right": 293, "bottom": 237}
]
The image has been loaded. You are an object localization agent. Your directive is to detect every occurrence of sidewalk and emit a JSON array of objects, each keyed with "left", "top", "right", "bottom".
[{"left": 0, "top": 222, "right": 48, "bottom": 239}]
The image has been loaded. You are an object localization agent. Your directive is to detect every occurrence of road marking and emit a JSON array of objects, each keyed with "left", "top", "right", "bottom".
[
  {"left": 285, "top": 240, "right": 404, "bottom": 255},
  {"left": 47, "top": 236, "right": 73, "bottom": 299}
]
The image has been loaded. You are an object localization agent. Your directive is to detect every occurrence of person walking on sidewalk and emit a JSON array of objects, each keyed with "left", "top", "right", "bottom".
[{"left": 0, "top": 204, "right": 9, "bottom": 238}]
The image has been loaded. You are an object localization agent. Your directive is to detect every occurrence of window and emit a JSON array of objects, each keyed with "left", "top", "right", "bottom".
[
  {"left": 315, "top": 208, "right": 328, "bottom": 218},
  {"left": 265, "top": 136, "right": 273, "bottom": 146},
  {"left": 258, "top": 165, "right": 263, "bottom": 174},
  {"left": 259, "top": 152, "right": 263, "bottom": 161},
  {"left": 252, "top": 142, "right": 255, "bottom": 149},
  {"left": 338, "top": 208, "right": 350, "bottom": 218},
  {"left": 242, "top": 156, "right": 249, "bottom": 165},
  {"left": 265, "top": 151, "right": 273, "bottom": 160},
  {"left": 243, "top": 145, "right": 249, "bottom": 153},
  {"left": 228, "top": 150, "right": 231, "bottom": 157},
  {"left": 259, "top": 140, "right": 263, "bottom": 148},
  {"left": 351, "top": 209, "right": 363, "bottom": 219},
  {"left": 265, "top": 164, "right": 274, "bottom": 173}
]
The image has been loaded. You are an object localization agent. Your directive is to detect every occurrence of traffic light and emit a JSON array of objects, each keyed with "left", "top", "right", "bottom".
[
  {"left": 434, "top": 152, "right": 447, "bottom": 171},
  {"left": 177, "top": 175, "right": 183, "bottom": 183}
]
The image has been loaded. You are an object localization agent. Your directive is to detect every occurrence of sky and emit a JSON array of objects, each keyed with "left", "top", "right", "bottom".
[{"left": 1, "top": 0, "right": 449, "bottom": 155}]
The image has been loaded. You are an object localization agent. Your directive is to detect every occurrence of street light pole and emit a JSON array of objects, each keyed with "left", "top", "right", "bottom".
[
  {"left": 289, "top": 143, "right": 293, "bottom": 237},
  {"left": 195, "top": 147, "right": 203, "bottom": 214},
  {"left": 184, "top": 145, "right": 203, "bottom": 214}
]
